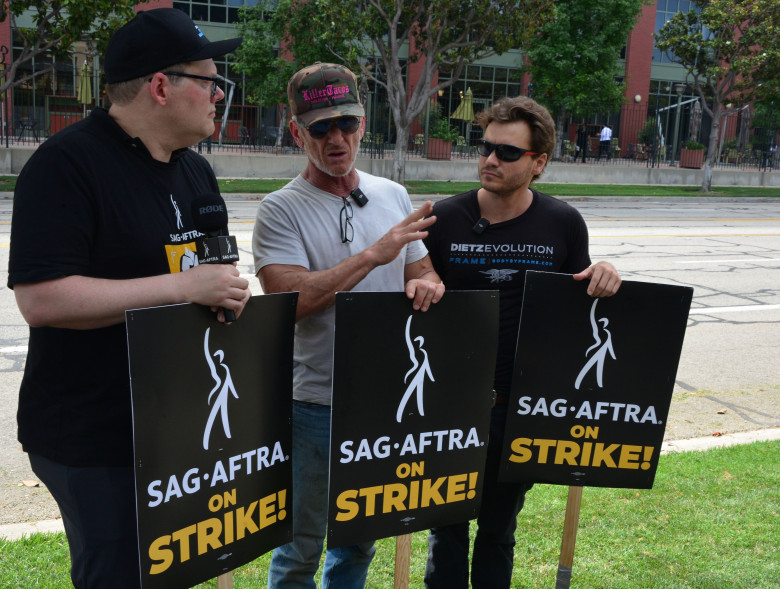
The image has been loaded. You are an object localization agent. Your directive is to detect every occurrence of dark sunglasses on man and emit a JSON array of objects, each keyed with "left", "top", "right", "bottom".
[
  {"left": 476, "top": 139, "right": 538, "bottom": 162},
  {"left": 305, "top": 116, "right": 361, "bottom": 140}
]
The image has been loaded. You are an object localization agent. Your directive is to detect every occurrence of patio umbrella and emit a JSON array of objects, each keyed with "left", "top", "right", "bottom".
[
  {"left": 451, "top": 88, "right": 475, "bottom": 122},
  {"left": 451, "top": 87, "right": 475, "bottom": 142},
  {"left": 77, "top": 60, "right": 92, "bottom": 115}
]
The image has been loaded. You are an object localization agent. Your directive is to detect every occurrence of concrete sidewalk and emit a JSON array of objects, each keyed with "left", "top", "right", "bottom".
[{"left": 2, "top": 426, "right": 777, "bottom": 541}]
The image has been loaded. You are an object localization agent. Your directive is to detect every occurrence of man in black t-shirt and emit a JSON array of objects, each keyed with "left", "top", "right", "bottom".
[
  {"left": 7, "top": 9, "right": 249, "bottom": 588},
  {"left": 423, "top": 96, "right": 621, "bottom": 589}
]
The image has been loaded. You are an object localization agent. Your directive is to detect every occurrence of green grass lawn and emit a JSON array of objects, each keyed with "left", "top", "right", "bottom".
[
  {"left": 2, "top": 440, "right": 777, "bottom": 588},
  {"left": 3, "top": 175, "right": 780, "bottom": 198}
]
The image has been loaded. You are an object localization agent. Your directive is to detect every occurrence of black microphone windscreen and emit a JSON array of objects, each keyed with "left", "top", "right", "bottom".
[
  {"left": 191, "top": 193, "right": 229, "bottom": 234},
  {"left": 473, "top": 217, "right": 490, "bottom": 235}
]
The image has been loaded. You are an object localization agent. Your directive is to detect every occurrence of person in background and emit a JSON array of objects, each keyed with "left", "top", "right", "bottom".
[{"left": 599, "top": 123, "right": 613, "bottom": 160}]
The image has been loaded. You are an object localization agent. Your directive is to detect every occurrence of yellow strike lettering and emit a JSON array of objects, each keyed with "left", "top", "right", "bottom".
[
  {"left": 236, "top": 501, "right": 259, "bottom": 539},
  {"left": 148, "top": 535, "right": 173, "bottom": 575},
  {"left": 382, "top": 483, "right": 408, "bottom": 513},
  {"left": 197, "top": 518, "right": 223, "bottom": 556},
  {"left": 421, "top": 477, "right": 446, "bottom": 507},
  {"left": 592, "top": 443, "right": 620, "bottom": 468},
  {"left": 446, "top": 473, "right": 467, "bottom": 503},
  {"left": 409, "top": 480, "right": 420, "bottom": 509},
  {"left": 336, "top": 490, "right": 359, "bottom": 521},
  {"left": 618, "top": 444, "right": 642, "bottom": 469},
  {"left": 553, "top": 440, "right": 581, "bottom": 465},
  {"left": 259, "top": 493, "right": 277, "bottom": 529},
  {"left": 171, "top": 524, "right": 196, "bottom": 563},
  {"left": 224, "top": 511, "right": 234, "bottom": 545},
  {"left": 509, "top": 438, "right": 533, "bottom": 463},
  {"left": 533, "top": 439, "right": 557, "bottom": 463},
  {"left": 359, "top": 486, "right": 383, "bottom": 517},
  {"left": 581, "top": 442, "right": 593, "bottom": 465}
]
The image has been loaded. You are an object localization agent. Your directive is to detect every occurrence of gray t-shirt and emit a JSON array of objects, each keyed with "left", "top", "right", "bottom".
[{"left": 253, "top": 170, "right": 427, "bottom": 405}]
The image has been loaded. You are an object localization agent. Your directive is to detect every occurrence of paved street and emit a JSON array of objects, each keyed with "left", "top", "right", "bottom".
[{"left": 1, "top": 196, "right": 778, "bottom": 527}]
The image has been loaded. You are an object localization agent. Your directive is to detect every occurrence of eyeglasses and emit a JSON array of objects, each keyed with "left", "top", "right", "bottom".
[
  {"left": 162, "top": 71, "right": 221, "bottom": 97},
  {"left": 305, "top": 116, "right": 361, "bottom": 140},
  {"left": 476, "top": 139, "right": 538, "bottom": 162},
  {"left": 339, "top": 197, "right": 354, "bottom": 243}
]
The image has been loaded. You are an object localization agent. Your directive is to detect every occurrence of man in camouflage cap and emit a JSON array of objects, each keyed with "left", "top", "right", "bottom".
[{"left": 253, "top": 63, "right": 445, "bottom": 587}]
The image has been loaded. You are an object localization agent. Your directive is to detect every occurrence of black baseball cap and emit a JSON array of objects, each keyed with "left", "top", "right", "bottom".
[{"left": 104, "top": 8, "right": 242, "bottom": 84}]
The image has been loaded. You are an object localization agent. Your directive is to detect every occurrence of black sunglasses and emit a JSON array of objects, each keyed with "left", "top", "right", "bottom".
[
  {"left": 161, "top": 71, "right": 221, "bottom": 97},
  {"left": 476, "top": 139, "right": 538, "bottom": 162},
  {"left": 306, "top": 116, "right": 361, "bottom": 140},
  {"left": 339, "top": 197, "right": 354, "bottom": 243}
]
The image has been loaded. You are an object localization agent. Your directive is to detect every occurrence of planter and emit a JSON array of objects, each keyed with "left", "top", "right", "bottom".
[
  {"left": 426, "top": 138, "right": 452, "bottom": 160},
  {"left": 679, "top": 148, "right": 704, "bottom": 169}
]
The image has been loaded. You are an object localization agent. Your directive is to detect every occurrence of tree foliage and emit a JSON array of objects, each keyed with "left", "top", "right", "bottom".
[
  {"left": 0, "top": 0, "right": 147, "bottom": 95},
  {"left": 655, "top": 0, "right": 780, "bottom": 191},
  {"left": 525, "top": 0, "right": 647, "bottom": 117},
  {"left": 522, "top": 0, "right": 648, "bottom": 157},
  {"left": 234, "top": 0, "right": 555, "bottom": 183}
]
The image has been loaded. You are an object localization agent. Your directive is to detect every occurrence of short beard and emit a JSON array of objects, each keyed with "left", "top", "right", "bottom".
[{"left": 311, "top": 153, "right": 355, "bottom": 178}]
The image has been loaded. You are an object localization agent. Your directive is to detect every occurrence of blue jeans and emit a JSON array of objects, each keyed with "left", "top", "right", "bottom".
[
  {"left": 424, "top": 403, "right": 534, "bottom": 589},
  {"left": 268, "top": 401, "right": 376, "bottom": 589}
]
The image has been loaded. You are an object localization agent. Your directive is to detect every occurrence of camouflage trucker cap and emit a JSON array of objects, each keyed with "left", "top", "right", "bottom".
[{"left": 287, "top": 63, "right": 365, "bottom": 126}]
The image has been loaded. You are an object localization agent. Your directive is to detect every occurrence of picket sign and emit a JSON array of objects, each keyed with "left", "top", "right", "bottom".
[
  {"left": 556, "top": 486, "right": 584, "bottom": 589},
  {"left": 394, "top": 534, "right": 412, "bottom": 589}
]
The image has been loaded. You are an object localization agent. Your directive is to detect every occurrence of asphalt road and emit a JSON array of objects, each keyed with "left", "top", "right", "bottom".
[{"left": 1, "top": 196, "right": 778, "bottom": 526}]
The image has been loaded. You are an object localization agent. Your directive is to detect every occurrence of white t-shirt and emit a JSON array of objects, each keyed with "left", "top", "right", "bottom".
[
  {"left": 253, "top": 170, "right": 427, "bottom": 405},
  {"left": 600, "top": 126, "right": 612, "bottom": 141}
]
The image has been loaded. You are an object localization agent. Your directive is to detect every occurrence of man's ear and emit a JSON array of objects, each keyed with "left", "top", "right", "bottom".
[
  {"left": 290, "top": 119, "right": 305, "bottom": 149},
  {"left": 147, "top": 72, "right": 170, "bottom": 105}
]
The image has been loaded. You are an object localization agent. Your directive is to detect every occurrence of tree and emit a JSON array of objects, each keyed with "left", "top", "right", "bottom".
[
  {"left": 233, "top": 0, "right": 356, "bottom": 148},
  {"left": 655, "top": 0, "right": 780, "bottom": 192},
  {"left": 522, "top": 0, "right": 648, "bottom": 159},
  {"left": 235, "top": 0, "right": 554, "bottom": 184},
  {"left": 0, "top": 0, "right": 147, "bottom": 97}
]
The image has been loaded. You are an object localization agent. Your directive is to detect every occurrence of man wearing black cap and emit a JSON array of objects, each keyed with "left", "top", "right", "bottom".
[
  {"left": 7, "top": 9, "right": 248, "bottom": 588},
  {"left": 253, "top": 62, "right": 445, "bottom": 588}
]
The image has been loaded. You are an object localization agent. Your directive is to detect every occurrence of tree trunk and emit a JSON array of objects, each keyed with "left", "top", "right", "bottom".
[
  {"left": 700, "top": 105, "right": 723, "bottom": 193},
  {"left": 554, "top": 107, "right": 567, "bottom": 161},
  {"left": 393, "top": 126, "right": 410, "bottom": 186},
  {"left": 275, "top": 105, "right": 287, "bottom": 149}
]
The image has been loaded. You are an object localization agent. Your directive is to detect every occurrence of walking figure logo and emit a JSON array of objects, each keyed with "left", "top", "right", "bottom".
[
  {"left": 203, "top": 327, "right": 239, "bottom": 450},
  {"left": 170, "top": 194, "right": 183, "bottom": 230},
  {"left": 396, "top": 315, "right": 435, "bottom": 422},
  {"left": 574, "top": 299, "right": 616, "bottom": 390}
]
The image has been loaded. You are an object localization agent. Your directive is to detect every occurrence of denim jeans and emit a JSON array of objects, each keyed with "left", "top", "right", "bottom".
[
  {"left": 424, "top": 403, "right": 534, "bottom": 589},
  {"left": 267, "top": 401, "right": 376, "bottom": 589}
]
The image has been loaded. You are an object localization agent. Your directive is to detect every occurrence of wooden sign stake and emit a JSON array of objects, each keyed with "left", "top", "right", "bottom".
[
  {"left": 217, "top": 571, "right": 234, "bottom": 589},
  {"left": 556, "top": 486, "right": 583, "bottom": 589},
  {"left": 394, "top": 533, "right": 412, "bottom": 589}
]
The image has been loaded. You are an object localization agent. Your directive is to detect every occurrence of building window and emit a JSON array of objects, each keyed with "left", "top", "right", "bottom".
[
  {"left": 173, "top": 0, "right": 258, "bottom": 24},
  {"left": 653, "top": 0, "right": 694, "bottom": 62}
]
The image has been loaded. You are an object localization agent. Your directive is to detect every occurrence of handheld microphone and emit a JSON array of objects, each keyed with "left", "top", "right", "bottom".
[
  {"left": 473, "top": 217, "right": 490, "bottom": 235},
  {"left": 191, "top": 193, "right": 240, "bottom": 322}
]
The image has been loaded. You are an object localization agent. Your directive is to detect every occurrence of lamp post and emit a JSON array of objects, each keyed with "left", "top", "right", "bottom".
[{"left": 671, "top": 83, "right": 686, "bottom": 163}]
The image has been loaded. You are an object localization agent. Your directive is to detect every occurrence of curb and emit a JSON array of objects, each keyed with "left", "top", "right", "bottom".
[{"left": 2, "top": 427, "right": 778, "bottom": 542}]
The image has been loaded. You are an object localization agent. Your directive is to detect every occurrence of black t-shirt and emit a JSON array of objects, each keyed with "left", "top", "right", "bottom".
[
  {"left": 424, "top": 189, "right": 591, "bottom": 394},
  {"left": 8, "top": 108, "right": 220, "bottom": 467}
]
